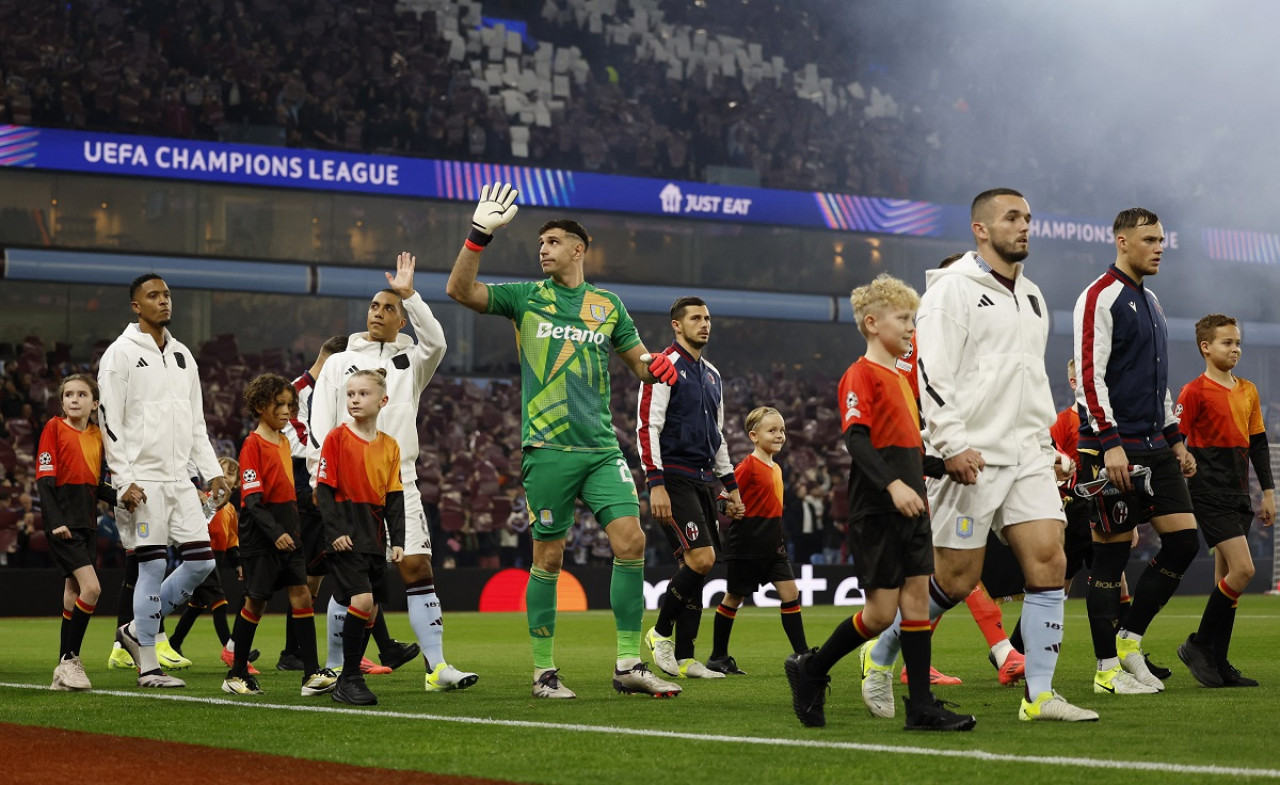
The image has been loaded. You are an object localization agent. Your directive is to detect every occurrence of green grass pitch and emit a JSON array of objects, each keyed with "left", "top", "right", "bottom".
[{"left": 3, "top": 596, "right": 1279, "bottom": 784}]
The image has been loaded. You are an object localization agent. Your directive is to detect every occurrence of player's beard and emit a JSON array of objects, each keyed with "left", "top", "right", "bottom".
[{"left": 992, "top": 235, "right": 1029, "bottom": 264}]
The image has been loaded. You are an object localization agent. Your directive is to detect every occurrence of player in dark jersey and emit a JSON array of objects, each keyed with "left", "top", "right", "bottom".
[
  {"left": 448, "top": 182, "right": 682, "bottom": 699},
  {"left": 316, "top": 369, "right": 406, "bottom": 706},
  {"left": 1075, "top": 207, "right": 1199, "bottom": 696},
  {"left": 786, "top": 274, "right": 974, "bottom": 732},
  {"left": 38, "top": 374, "right": 116, "bottom": 691},
  {"left": 707, "top": 406, "right": 806, "bottom": 676},
  {"left": 221, "top": 373, "right": 338, "bottom": 697},
  {"left": 639, "top": 296, "right": 743, "bottom": 680},
  {"left": 1176, "top": 314, "right": 1275, "bottom": 687}
]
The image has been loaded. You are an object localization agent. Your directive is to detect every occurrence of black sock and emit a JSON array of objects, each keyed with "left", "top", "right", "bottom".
[
  {"left": 1196, "top": 582, "right": 1232, "bottom": 643},
  {"left": 1214, "top": 602, "right": 1238, "bottom": 667},
  {"left": 65, "top": 600, "right": 95, "bottom": 658},
  {"left": 1086, "top": 542, "right": 1129, "bottom": 660},
  {"left": 59, "top": 611, "right": 71, "bottom": 658},
  {"left": 900, "top": 626, "right": 933, "bottom": 707},
  {"left": 675, "top": 600, "right": 704, "bottom": 661},
  {"left": 780, "top": 598, "right": 807, "bottom": 653},
  {"left": 212, "top": 602, "right": 231, "bottom": 648},
  {"left": 371, "top": 608, "right": 393, "bottom": 651},
  {"left": 293, "top": 611, "right": 319, "bottom": 674},
  {"left": 1009, "top": 617, "right": 1024, "bottom": 654},
  {"left": 230, "top": 609, "right": 259, "bottom": 674},
  {"left": 169, "top": 605, "right": 203, "bottom": 652},
  {"left": 1116, "top": 593, "right": 1132, "bottom": 630},
  {"left": 805, "top": 613, "right": 867, "bottom": 677},
  {"left": 283, "top": 607, "right": 298, "bottom": 656},
  {"left": 711, "top": 604, "right": 736, "bottom": 659},
  {"left": 656, "top": 566, "right": 702, "bottom": 639},
  {"left": 117, "top": 553, "right": 138, "bottom": 628},
  {"left": 1124, "top": 530, "right": 1198, "bottom": 637},
  {"left": 343, "top": 609, "right": 370, "bottom": 677}
]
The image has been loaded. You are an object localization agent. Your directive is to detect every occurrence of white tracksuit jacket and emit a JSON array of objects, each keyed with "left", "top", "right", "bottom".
[
  {"left": 97, "top": 323, "right": 222, "bottom": 491},
  {"left": 306, "top": 292, "right": 446, "bottom": 486},
  {"left": 916, "top": 252, "right": 1057, "bottom": 466}
]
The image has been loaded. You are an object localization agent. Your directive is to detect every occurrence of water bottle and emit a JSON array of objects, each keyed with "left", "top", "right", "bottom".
[{"left": 203, "top": 490, "right": 225, "bottom": 521}]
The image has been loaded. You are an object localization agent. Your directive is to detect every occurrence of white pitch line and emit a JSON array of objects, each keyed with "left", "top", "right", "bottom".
[{"left": 2, "top": 682, "right": 1278, "bottom": 779}]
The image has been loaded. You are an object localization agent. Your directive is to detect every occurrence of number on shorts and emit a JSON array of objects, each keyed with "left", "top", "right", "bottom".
[{"left": 617, "top": 459, "right": 634, "bottom": 484}]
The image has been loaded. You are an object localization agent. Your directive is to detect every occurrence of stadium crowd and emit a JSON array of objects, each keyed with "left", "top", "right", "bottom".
[
  {"left": 1, "top": 330, "right": 1275, "bottom": 573},
  {"left": 0, "top": 0, "right": 946, "bottom": 203}
]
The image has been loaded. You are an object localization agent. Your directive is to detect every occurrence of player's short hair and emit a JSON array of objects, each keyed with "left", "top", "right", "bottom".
[
  {"left": 1194, "top": 313, "right": 1238, "bottom": 356},
  {"left": 375, "top": 288, "right": 406, "bottom": 318},
  {"left": 970, "top": 188, "right": 1024, "bottom": 222},
  {"left": 745, "top": 406, "right": 782, "bottom": 434},
  {"left": 218, "top": 456, "right": 239, "bottom": 480},
  {"left": 320, "top": 335, "right": 349, "bottom": 357},
  {"left": 1113, "top": 207, "right": 1159, "bottom": 234},
  {"left": 849, "top": 273, "right": 920, "bottom": 338},
  {"left": 243, "top": 372, "right": 295, "bottom": 417},
  {"left": 670, "top": 296, "right": 707, "bottom": 322},
  {"left": 58, "top": 373, "right": 99, "bottom": 402},
  {"left": 539, "top": 219, "right": 590, "bottom": 251},
  {"left": 939, "top": 252, "right": 965, "bottom": 269},
  {"left": 349, "top": 368, "right": 388, "bottom": 394},
  {"left": 129, "top": 273, "right": 164, "bottom": 300}
]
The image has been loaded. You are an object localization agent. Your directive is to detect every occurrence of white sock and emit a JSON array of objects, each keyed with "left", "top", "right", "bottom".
[
  {"left": 133, "top": 559, "right": 164, "bottom": 647},
  {"left": 1098, "top": 656, "right": 1120, "bottom": 671},
  {"left": 160, "top": 558, "right": 215, "bottom": 617},
  {"left": 326, "top": 596, "right": 345, "bottom": 670},
  {"left": 226, "top": 640, "right": 236, "bottom": 654},
  {"left": 991, "top": 639, "right": 1014, "bottom": 666},
  {"left": 1117, "top": 629, "right": 1142, "bottom": 644},
  {"left": 1021, "top": 588, "right": 1065, "bottom": 697},
  {"left": 406, "top": 582, "right": 444, "bottom": 669}
]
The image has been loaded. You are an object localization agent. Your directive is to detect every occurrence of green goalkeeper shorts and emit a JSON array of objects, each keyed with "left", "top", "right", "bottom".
[{"left": 521, "top": 447, "right": 640, "bottom": 541}]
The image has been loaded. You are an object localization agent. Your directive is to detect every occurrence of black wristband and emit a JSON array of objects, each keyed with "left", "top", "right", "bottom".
[{"left": 467, "top": 227, "right": 494, "bottom": 248}]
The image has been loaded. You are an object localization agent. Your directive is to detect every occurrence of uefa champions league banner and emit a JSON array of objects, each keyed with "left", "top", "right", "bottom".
[
  {"left": 3, "top": 124, "right": 1261, "bottom": 260},
  {"left": 0, "top": 124, "right": 959, "bottom": 237}
]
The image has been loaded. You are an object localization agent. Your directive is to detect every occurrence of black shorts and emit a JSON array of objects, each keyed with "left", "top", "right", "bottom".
[
  {"left": 327, "top": 551, "right": 388, "bottom": 606},
  {"left": 298, "top": 503, "right": 327, "bottom": 576},
  {"left": 847, "top": 512, "right": 933, "bottom": 590},
  {"left": 979, "top": 530, "right": 1026, "bottom": 599},
  {"left": 1192, "top": 494, "right": 1254, "bottom": 548},
  {"left": 48, "top": 528, "right": 95, "bottom": 578},
  {"left": 725, "top": 553, "right": 795, "bottom": 597},
  {"left": 1079, "top": 447, "right": 1194, "bottom": 534},
  {"left": 240, "top": 548, "right": 308, "bottom": 601},
  {"left": 189, "top": 551, "right": 228, "bottom": 607},
  {"left": 659, "top": 476, "right": 722, "bottom": 558}
]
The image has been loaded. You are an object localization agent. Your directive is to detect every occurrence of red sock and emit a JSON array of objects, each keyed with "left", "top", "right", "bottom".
[{"left": 964, "top": 585, "right": 1007, "bottom": 648}]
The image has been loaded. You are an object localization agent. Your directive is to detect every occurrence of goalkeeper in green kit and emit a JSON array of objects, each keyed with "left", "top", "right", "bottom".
[{"left": 447, "top": 183, "right": 684, "bottom": 699}]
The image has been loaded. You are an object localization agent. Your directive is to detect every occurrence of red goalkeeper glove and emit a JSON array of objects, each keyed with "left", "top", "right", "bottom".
[{"left": 643, "top": 352, "right": 678, "bottom": 385}]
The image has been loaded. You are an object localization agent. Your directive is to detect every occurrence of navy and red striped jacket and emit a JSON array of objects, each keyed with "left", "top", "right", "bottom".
[
  {"left": 1072, "top": 265, "right": 1182, "bottom": 452},
  {"left": 637, "top": 342, "right": 737, "bottom": 490}
]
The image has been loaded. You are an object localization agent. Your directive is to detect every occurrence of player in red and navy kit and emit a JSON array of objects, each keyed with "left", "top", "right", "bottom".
[
  {"left": 786, "top": 274, "right": 974, "bottom": 732},
  {"left": 1074, "top": 207, "right": 1199, "bottom": 695},
  {"left": 1175, "top": 314, "right": 1275, "bottom": 687},
  {"left": 315, "top": 369, "right": 406, "bottom": 706},
  {"left": 639, "top": 296, "right": 743, "bottom": 680},
  {"left": 37, "top": 374, "right": 116, "bottom": 691}
]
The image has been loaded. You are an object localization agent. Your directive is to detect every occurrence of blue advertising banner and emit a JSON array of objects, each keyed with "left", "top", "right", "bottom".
[
  {"left": 0, "top": 124, "right": 955, "bottom": 238},
  {"left": 1, "top": 124, "right": 1269, "bottom": 262}
]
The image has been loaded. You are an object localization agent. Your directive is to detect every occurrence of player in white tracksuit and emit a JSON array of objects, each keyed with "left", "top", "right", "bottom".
[
  {"left": 98, "top": 273, "right": 230, "bottom": 688},
  {"left": 862, "top": 189, "right": 1096, "bottom": 723},
  {"left": 308, "top": 252, "right": 477, "bottom": 691}
]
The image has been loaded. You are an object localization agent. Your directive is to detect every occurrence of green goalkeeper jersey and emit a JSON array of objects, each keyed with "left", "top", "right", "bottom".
[{"left": 487, "top": 279, "right": 641, "bottom": 450}]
